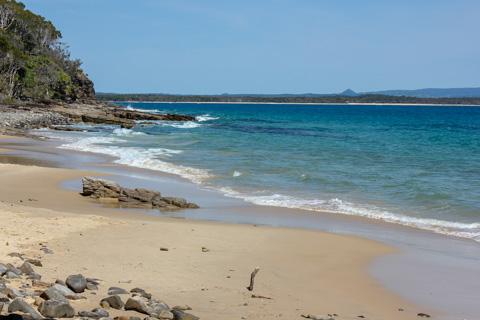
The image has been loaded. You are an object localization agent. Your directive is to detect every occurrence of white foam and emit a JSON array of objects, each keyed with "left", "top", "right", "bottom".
[
  {"left": 217, "top": 189, "right": 480, "bottom": 242},
  {"left": 233, "top": 170, "right": 242, "bottom": 177},
  {"left": 196, "top": 114, "right": 219, "bottom": 122},
  {"left": 113, "top": 128, "right": 146, "bottom": 137},
  {"left": 125, "top": 105, "right": 162, "bottom": 113},
  {"left": 60, "top": 136, "right": 211, "bottom": 184}
]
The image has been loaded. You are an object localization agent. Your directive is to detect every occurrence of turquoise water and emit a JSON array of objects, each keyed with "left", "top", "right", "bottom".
[{"left": 42, "top": 103, "right": 480, "bottom": 240}]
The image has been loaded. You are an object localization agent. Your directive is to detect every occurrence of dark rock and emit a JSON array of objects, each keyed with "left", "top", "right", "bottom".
[
  {"left": 40, "top": 287, "right": 67, "bottom": 301},
  {"left": 78, "top": 308, "right": 109, "bottom": 319},
  {"left": 38, "top": 299, "right": 75, "bottom": 318},
  {"left": 0, "top": 264, "right": 8, "bottom": 276},
  {"left": 66, "top": 274, "right": 87, "bottom": 293},
  {"left": 107, "top": 287, "right": 128, "bottom": 295},
  {"left": 171, "top": 310, "right": 199, "bottom": 320},
  {"left": 55, "top": 279, "right": 66, "bottom": 286},
  {"left": 417, "top": 313, "right": 431, "bottom": 318},
  {"left": 7, "top": 298, "right": 43, "bottom": 320},
  {"left": 82, "top": 177, "right": 121, "bottom": 198},
  {"left": 100, "top": 295, "right": 124, "bottom": 310},
  {"left": 130, "top": 288, "right": 151, "bottom": 299},
  {"left": 86, "top": 278, "right": 101, "bottom": 286}
]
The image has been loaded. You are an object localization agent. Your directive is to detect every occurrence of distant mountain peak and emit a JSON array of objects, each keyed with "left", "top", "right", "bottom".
[{"left": 340, "top": 89, "right": 358, "bottom": 96}]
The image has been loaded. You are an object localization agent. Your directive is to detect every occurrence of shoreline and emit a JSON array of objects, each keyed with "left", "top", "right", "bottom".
[
  {"left": 113, "top": 100, "right": 480, "bottom": 107},
  {"left": 0, "top": 154, "right": 427, "bottom": 319},
  {"left": 1, "top": 134, "right": 480, "bottom": 319}
]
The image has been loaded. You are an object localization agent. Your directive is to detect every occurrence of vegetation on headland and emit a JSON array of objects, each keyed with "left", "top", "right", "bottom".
[
  {"left": 0, "top": 0, "right": 94, "bottom": 103},
  {"left": 96, "top": 93, "right": 480, "bottom": 105}
]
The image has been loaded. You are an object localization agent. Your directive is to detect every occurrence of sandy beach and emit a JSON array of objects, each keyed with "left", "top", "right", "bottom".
[{"left": 0, "top": 148, "right": 427, "bottom": 319}]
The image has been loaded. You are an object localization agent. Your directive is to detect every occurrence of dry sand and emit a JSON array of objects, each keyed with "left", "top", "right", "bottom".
[{"left": 0, "top": 162, "right": 430, "bottom": 320}]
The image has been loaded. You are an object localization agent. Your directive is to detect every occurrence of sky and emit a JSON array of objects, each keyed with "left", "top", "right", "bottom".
[{"left": 22, "top": 0, "right": 480, "bottom": 94}]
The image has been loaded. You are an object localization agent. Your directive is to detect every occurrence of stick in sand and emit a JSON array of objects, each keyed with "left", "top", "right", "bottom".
[{"left": 247, "top": 267, "right": 260, "bottom": 291}]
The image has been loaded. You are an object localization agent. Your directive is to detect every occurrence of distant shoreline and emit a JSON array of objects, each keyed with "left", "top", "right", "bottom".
[{"left": 112, "top": 100, "right": 480, "bottom": 107}]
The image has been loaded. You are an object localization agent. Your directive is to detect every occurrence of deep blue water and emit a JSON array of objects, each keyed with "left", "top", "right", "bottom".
[{"left": 44, "top": 103, "right": 480, "bottom": 240}]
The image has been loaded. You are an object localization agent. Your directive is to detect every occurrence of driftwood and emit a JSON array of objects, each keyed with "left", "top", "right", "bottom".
[{"left": 246, "top": 267, "right": 260, "bottom": 291}]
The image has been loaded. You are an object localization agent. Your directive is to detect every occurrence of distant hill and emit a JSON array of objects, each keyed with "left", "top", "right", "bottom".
[{"left": 365, "top": 87, "right": 480, "bottom": 98}]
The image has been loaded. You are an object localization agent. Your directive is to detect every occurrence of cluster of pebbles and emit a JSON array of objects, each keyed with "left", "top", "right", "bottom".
[
  {"left": 0, "top": 108, "right": 71, "bottom": 131},
  {"left": 0, "top": 254, "right": 199, "bottom": 320}
]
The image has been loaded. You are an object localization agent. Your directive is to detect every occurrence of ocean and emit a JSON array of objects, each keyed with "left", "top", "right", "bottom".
[{"left": 36, "top": 102, "right": 480, "bottom": 241}]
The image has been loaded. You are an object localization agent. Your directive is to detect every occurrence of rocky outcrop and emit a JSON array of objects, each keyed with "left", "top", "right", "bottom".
[{"left": 81, "top": 177, "right": 199, "bottom": 210}]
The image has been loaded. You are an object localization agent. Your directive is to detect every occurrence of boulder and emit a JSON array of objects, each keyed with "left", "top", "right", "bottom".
[
  {"left": 40, "top": 287, "right": 67, "bottom": 301},
  {"left": 82, "top": 177, "right": 121, "bottom": 198},
  {"left": 171, "top": 310, "right": 200, "bottom": 320},
  {"left": 8, "top": 298, "right": 43, "bottom": 320},
  {"left": 38, "top": 299, "right": 75, "bottom": 318},
  {"left": 51, "top": 284, "right": 75, "bottom": 296},
  {"left": 124, "top": 297, "right": 171, "bottom": 319},
  {"left": 100, "top": 295, "right": 124, "bottom": 310},
  {"left": 66, "top": 274, "right": 87, "bottom": 293}
]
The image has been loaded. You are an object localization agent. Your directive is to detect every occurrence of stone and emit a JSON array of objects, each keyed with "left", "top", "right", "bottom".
[
  {"left": 125, "top": 297, "right": 171, "bottom": 319},
  {"left": 86, "top": 278, "right": 101, "bottom": 286},
  {"left": 4, "top": 287, "right": 23, "bottom": 299},
  {"left": 417, "top": 313, "right": 431, "bottom": 318},
  {"left": 25, "top": 259, "right": 42, "bottom": 267},
  {"left": 19, "top": 262, "right": 35, "bottom": 276},
  {"left": 107, "top": 287, "right": 128, "bottom": 295},
  {"left": 38, "top": 299, "right": 75, "bottom": 318},
  {"left": 51, "top": 283, "right": 75, "bottom": 297},
  {"left": 100, "top": 295, "right": 124, "bottom": 310},
  {"left": 124, "top": 296, "right": 151, "bottom": 315},
  {"left": 40, "top": 287, "right": 68, "bottom": 301},
  {"left": 78, "top": 308, "right": 109, "bottom": 319},
  {"left": 172, "top": 306, "right": 192, "bottom": 311},
  {"left": 6, "top": 264, "right": 22, "bottom": 276},
  {"left": 66, "top": 274, "right": 87, "bottom": 293},
  {"left": 5, "top": 272, "right": 20, "bottom": 279},
  {"left": 0, "top": 264, "right": 8, "bottom": 276},
  {"left": 8, "top": 298, "right": 43, "bottom": 320},
  {"left": 171, "top": 310, "right": 199, "bottom": 320},
  {"left": 130, "top": 288, "right": 151, "bottom": 299},
  {"left": 55, "top": 279, "right": 66, "bottom": 286},
  {"left": 82, "top": 177, "right": 122, "bottom": 198}
]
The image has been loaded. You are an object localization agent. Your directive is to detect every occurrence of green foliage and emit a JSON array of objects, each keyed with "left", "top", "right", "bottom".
[{"left": 0, "top": 0, "right": 94, "bottom": 102}]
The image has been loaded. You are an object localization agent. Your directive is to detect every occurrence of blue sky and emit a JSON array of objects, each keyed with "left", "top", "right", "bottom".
[{"left": 23, "top": 0, "right": 480, "bottom": 94}]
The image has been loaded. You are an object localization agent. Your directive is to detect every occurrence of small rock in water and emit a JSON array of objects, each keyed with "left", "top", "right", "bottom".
[
  {"left": 38, "top": 298, "right": 75, "bottom": 318},
  {"left": 100, "top": 295, "right": 125, "bottom": 309},
  {"left": 66, "top": 274, "right": 87, "bottom": 293}
]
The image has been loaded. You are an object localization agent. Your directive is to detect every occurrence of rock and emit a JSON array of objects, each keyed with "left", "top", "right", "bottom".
[
  {"left": 66, "top": 274, "right": 87, "bottom": 293},
  {"left": 86, "top": 278, "right": 101, "bottom": 286},
  {"left": 82, "top": 177, "right": 122, "bottom": 198},
  {"left": 301, "top": 315, "right": 335, "bottom": 320},
  {"left": 124, "top": 296, "right": 151, "bottom": 315},
  {"left": 38, "top": 299, "right": 75, "bottom": 318},
  {"left": 100, "top": 295, "right": 124, "bottom": 310},
  {"left": 27, "top": 273, "right": 41, "bottom": 281},
  {"left": 201, "top": 247, "right": 209, "bottom": 253},
  {"left": 5, "top": 271, "right": 20, "bottom": 279},
  {"left": 51, "top": 284, "right": 75, "bottom": 297},
  {"left": 6, "top": 264, "right": 22, "bottom": 276},
  {"left": 4, "top": 287, "right": 24, "bottom": 299},
  {"left": 81, "top": 178, "right": 199, "bottom": 210},
  {"left": 107, "top": 287, "right": 128, "bottom": 295},
  {"left": 125, "top": 297, "right": 171, "bottom": 319},
  {"left": 40, "top": 287, "right": 67, "bottom": 302},
  {"left": 0, "top": 264, "right": 8, "bottom": 276},
  {"left": 8, "top": 298, "right": 43, "bottom": 319},
  {"left": 171, "top": 310, "right": 199, "bottom": 320},
  {"left": 417, "top": 313, "right": 431, "bottom": 318},
  {"left": 19, "top": 262, "right": 35, "bottom": 276},
  {"left": 130, "top": 288, "right": 151, "bottom": 299},
  {"left": 25, "top": 260, "right": 42, "bottom": 268},
  {"left": 78, "top": 308, "right": 109, "bottom": 319}
]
